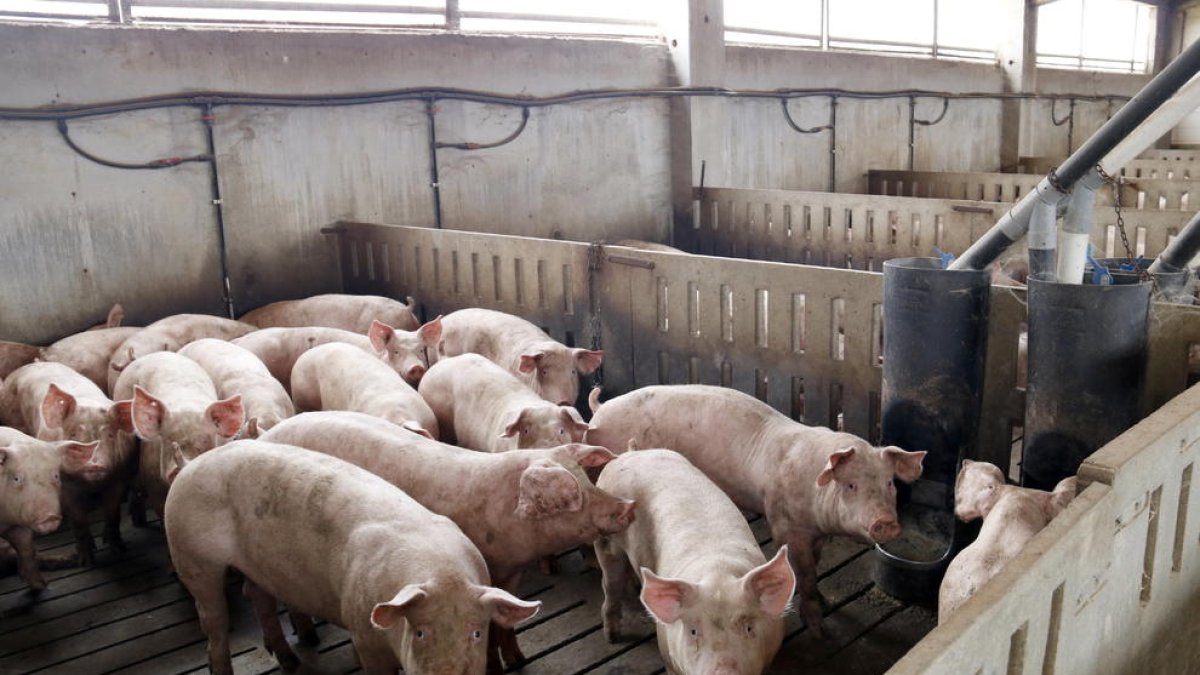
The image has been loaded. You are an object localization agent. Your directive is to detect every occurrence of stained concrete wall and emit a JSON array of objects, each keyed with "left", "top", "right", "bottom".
[
  {"left": 1023, "top": 68, "right": 1152, "bottom": 159},
  {"left": 0, "top": 24, "right": 673, "bottom": 342},
  {"left": 0, "top": 21, "right": 1154, "bottom": 343}
]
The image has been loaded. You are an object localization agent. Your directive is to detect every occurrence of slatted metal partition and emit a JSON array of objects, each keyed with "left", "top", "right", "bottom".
[
  {"left": 1020, "top": 155, "right": 1200, "bottom": 181},
  {"left": 689, "top": 187, "right": 1197, "bottom": 267},
  {"left": 867, "top": 169, "right": 1200, "bottom": 212},
  {"left": 333, "top": 222, "right": 1200, "bottom": 473}
]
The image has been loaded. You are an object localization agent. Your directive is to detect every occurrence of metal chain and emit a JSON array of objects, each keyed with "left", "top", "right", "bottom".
[{"left": 1093, "top": 164, "right": 1153, "bottom": 283}]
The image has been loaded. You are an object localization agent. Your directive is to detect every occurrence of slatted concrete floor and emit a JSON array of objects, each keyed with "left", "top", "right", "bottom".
[{"left": 0, "top": 515, "right": 936, "bottom": 675}]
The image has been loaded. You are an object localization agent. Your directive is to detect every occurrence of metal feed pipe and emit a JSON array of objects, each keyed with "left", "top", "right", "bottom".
[
  {"left": 1149, "top": 209, "right": 1200, "bottom": 275},
  {"left": 950, "top": 38, "right": 1200, "bottom": 272}
]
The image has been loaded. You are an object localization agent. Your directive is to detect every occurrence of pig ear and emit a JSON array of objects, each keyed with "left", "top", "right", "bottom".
[
  {"left": 405, "top": 295, "right": 416, "bottom": 308},
  {"left": 246, "top": 417, "right": 261, "bottom": 439},
  {"left": 626, "top": 438, "right": 641, "bottom": 452},
  {"left": 164, "top": 445, "right": 188, "bottom": 484},
  {"left": 559, "top": 407, "right": 591, "bottom": 437},
  {"left": 401, "top": 421, "right": 434, "bottom": 439},
  {"left": 370, "top": 584, "right": 428, "bottom": 630},
  {"left": 368, "top": 320, "right": 396, "bottom": 353},
  {"left": 1045, "top": 477, "right": 1078, "bottom": 518},
  {"left": 518, "top": 352, "right": 544, "bottom": 374},
  {"left": 417, "top": 316, "right": 443, "bottom": 347},
  {"left": 884, "top": 446, "right": 926, "bottom": 483},
  {"left": 816, "top": 447, "right": 856, "bottom": 487},
  {"left": 573, "top": 349, "right": 604, "bottom": 374},
  {"left": 58, "top": 440, "right": 100, "bottom": 473},
  {"left": 742, "top": 546, "right": 796, "bottom": 617},
  {"left": 41, "top": 383, "right": 77, "bottom": 430},
  {"left": 565, "top": 443, "right": 617, "bottom": 469},
  {"left": 112, "top": 400, "right": 135, "bottom": 434},
  {"left": 640, "top": 568, "right": 696, "bottom": 624},
  {"left": 500, "top": 409, "right": 528, "bottom": 439},
  {"left": 515, "top": 461, "right": 583, "bottom": 519},
  {"left": 479, "top": 586, "right": 541, "bottom": 628},
  {"left": 0, "top": 448, "right": 7, "bottom": 465},
  {"left": 106, "top": 303, "right": 125, "bottom": 328},
  {"left": 132, "top": 386, "right": 167, "bottom": 440},
  {"left": 207, "top": 395, "right": 245, "bottom": 438}
]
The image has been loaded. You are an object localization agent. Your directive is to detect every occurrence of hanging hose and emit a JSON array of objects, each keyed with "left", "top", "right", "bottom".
[
  {"left": 56, "top": 118, "right": 212, "bottom": 169},
  {"left": 436, "top": 106, "right": 531, "bottom": 150}
]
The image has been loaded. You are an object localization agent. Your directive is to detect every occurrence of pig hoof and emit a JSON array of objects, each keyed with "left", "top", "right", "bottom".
[
  {"left": 270, "top": 645, "right": 301, "bottom": 671},
  {"left": 296, "top": 627, "right": 320, "bottom": 647}
]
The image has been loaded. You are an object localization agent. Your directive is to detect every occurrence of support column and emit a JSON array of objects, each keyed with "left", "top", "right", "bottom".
[
  {"left": 997, "top": 0, "right": 1037, "bottom": 171},
  {"left": 1153, "top": 1, "right": 1183, "bottom": 148},
  {"left": 660, "top": 0, "right": 726, "bottom": 248}
]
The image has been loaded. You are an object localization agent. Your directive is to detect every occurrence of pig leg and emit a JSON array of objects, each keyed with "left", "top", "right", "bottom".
[
  {"left": 287, "top": 608, "right": 320, "bottom": 646},
  {"left": 129, "top": 487, "right": 148, "bottom": 527},
  {"left": 351, "top": 635, "right": 399, "bottom": 675},
  {"left": 778, "top": 529, "right": 826, "bottom": 639},
  {"left": 1, "top": 526, "right": 47, "bottom": 592},
  {"left": 179, "top": 561, "right": 233, "bottom": 675},
  {"left": 243, "top": 579, "right": 301, "bottom": 671},
  {"left": 61, "top": 488, "right": 96, "bottom": 567},
  {"left": 100, "top": 479, "right": 128, "bottom": 555},
  {"left": 493, "top": 572, "right": 527, "bottom": 670},
  {"left": 595, "top": 538, "right": 641, "bottom": 642}
]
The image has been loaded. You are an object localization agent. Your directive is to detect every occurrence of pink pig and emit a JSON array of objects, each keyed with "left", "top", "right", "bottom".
[
  {"left": 587, "top": 384, "right": 925, "bottom": 636},
  {"left": 238, "top": 293, "right": 420, "bottom": 332},
  {"left": 437, "top": 308, "right": 602, "bottom": 406},
  {"left": 418, "top": 354, "right": 590, "bottom": 453}
]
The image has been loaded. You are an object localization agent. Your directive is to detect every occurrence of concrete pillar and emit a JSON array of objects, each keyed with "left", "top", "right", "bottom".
[
  {"left": 1152, "top": 1, "right": 1183, "bottom": 149},
  {"left": 997, "top": 0, "right": 1037, "bottom": 171},
  {"left": 659, "top": 0, "right": 726, "bottom": 247}
]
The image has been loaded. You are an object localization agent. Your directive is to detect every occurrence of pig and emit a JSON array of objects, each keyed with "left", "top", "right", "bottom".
[
  {"left": 367, "top": 316, "right": 442, "bottom": 385},
  {"left": 437, "top": 308, "right": 603, "bottom": 406},
  {"left": 418, "top": 354, "right": 590, "bottom": 453},
  {"left": 586, "top": 384, "right": 926, "bottom": 636},
  {"left": 42, "top": 327, "right": 141, "bottom": 395},
  {"left": 165, "top": 439, "right": 540, "bottom": 675},
  {"left": 290, "top": 343, "right": 438, "bottom": 439},
  {"left": 261, "top": 411, "right": 635, "bottom": 671},
  {"left": 107, "top": 314, "right": 257, "bottom": 393},
  {"left": 231, "top": 326, "right": 374, "bottom": 392},
  {"left": 938, "top": 460, "right": 1077, "bottom": 622},
  {"left": 0, "top": 427, "right": 98, "bottom": 590},
  {"left": 596, "top": 449, "right": 794, "bottom": 674},
  {"left": 177, "top": 339, "right": 294, "bottom": 433},
  {"left": 0, "top": 363, "right": 136, "bottom": 564},
  {"left": 238, "top": 293, "right": 420, "bottom": 332},
  {"left": 110, "top": 352, "right": 244, "bottom": 520},
  {"left": 0, "top": 341, "right": 41, "bottom": 380}
]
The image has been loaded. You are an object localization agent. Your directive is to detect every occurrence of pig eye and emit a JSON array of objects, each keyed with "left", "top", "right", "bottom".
[
  {"left": 744, "top": 623, "right": 755, "bottom": 636},
  {"left": 846, "top": 482, "right": 857, "bottom": 492},
  {"left": 471, "top": 629, "right": 482, "bottom": 641},
  {"left": 12, "top": 474, "right": 22, "bottom": 485},
  {"left": 414, "top": 629, "right": 426, "bottom": 640},
  {"left": 688, "top": 627, "right": 698, "bottom": 638}
]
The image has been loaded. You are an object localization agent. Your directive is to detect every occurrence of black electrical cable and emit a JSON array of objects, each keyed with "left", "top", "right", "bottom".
[
  {"left": 913, "top": 97, "right": 950, "bottom": 126},
  {"left": 1050, "top": 98, "right": 1073, "bottom": 126},
  {"left": 1, "top": 86, "right": 1131, "bottom": 122},
  {"left": 436, "top": 106, "right": 530, "bottom": 150},
  {"left": 56, "top": 118, "right": 213, "bottom": 169},
  {"left": 780, "top": 98, "right": 832, "bottom": 134}
]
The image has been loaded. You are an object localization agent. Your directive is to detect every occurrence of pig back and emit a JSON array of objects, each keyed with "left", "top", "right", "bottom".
[
  {"left": 43, "top": 328, "right": 141, "bottom": 394},
  {"left": 588, "top": 385, "right": 785, "bottom": 512}
]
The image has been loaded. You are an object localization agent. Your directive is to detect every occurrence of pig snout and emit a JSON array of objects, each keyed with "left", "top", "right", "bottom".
[
  {"left": 405, "top": 363, "right": 426, "bottom": 382},
  {"left": 869, "top": 517, "right": 901, "bottom": 542},
  {"left": 33, "top": 514, "right": 63, "bottom": 535}
]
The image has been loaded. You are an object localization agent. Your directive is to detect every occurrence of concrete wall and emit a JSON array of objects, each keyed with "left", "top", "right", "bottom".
[
  {"left": 0, "top": 21, "right": 1154, "bottom": 343},
  {"left": 0, "top": 24, "right": 673, "bottom": 342},
  {"left": 1023, "top": 68, "right": 1152, "bottom": 159}
]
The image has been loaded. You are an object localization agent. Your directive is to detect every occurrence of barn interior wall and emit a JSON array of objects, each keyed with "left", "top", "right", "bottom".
[{"left": 0, "top": 22, "right": 1155, "bottom": 343}]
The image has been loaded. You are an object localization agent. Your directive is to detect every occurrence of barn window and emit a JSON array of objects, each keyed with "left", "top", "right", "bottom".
[
  {"left": 1036, "top": 0, "right": 1155, "bottom": 72},
  {"left": 724, "top": 0, "right": 998, "bottom": 62}
]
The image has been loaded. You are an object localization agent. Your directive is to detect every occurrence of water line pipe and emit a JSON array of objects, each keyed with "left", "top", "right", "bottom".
[
  {"left": 950, "top": 38, "right": 1200, "bottom": 272},
  {"left": 1056, "top": 169, "right": 1102, "bottom": 284}
]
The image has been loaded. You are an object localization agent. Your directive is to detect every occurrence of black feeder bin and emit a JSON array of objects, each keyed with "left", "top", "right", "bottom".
[
  {"left": 873, "top": 257, "right": 991, "bottom": 604},
  {"left": 1021, "top": 266, "right": 1152, "bottom": 490}
]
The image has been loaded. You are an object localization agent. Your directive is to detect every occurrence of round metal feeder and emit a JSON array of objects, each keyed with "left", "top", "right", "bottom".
[
  {"left": 873, "top": 257, "right": 991, "bottom": 604},
  {"left": 1022, "top": 271, "right": 1151, "bottom": 490}
]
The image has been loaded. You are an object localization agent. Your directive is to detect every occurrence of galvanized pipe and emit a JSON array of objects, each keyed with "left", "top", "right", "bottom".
[
  {"left": 1028, "top": 196, "right": 1058, "bottom": 282},
  {"left": 950, "top": 38, "right": 1200, "bottom": 271},
  {"left": 1149, "top": 209, "right": 1200, "bottom": 275}
]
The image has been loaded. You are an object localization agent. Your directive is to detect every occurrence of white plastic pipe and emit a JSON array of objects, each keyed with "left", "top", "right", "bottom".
[
  {"left": 1099, "top": 74, "right": 1200, "bottom": 175},
  {"left": 1056, "top": 169, "right": 1102, "bottom": 284}
]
